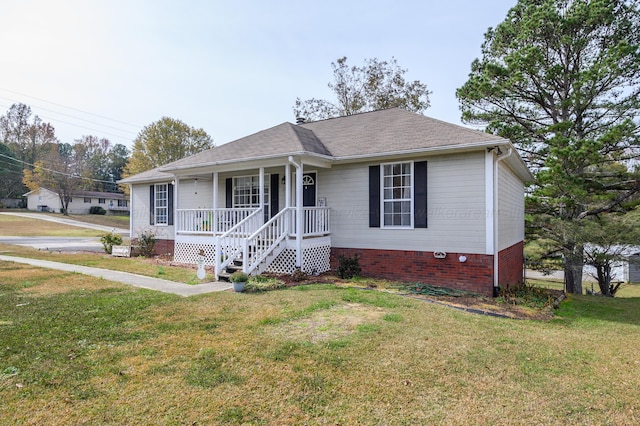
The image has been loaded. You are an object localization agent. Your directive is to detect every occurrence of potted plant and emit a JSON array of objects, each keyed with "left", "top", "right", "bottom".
[{"left": 230, "top": 271, "right": 249, "bottom": 292}]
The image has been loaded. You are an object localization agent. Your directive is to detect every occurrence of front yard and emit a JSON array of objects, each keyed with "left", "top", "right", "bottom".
[{"left": 1, "top": 259, "right": 639, "bottom": 424}]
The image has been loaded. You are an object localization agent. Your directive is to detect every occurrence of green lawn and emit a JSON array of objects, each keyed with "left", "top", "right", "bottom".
[{"left": 1, "top": 261, "right": 639, "bottom": 425}]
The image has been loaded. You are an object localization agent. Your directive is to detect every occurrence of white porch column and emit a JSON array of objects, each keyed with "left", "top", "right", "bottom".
[
  {"left": 285, "top": 163, "right": 291, "bottom": 208},
  {"left": 212, "top": 172, "right": 218, "bottom": 233},
  {"left": 212, "top": 172, "right": 218, "bottom": 210},
  {"left": 296, "top": 162, "right": 303, "bottom": 270},
  {"left": 285, "top": 163, "right": 291, "bottom": 237},
  {"left": 173, "top": 177, "right": 179, "bottom": 232},
  {"left": 259, "top": 167, "right": 265, "bottom": 220}
]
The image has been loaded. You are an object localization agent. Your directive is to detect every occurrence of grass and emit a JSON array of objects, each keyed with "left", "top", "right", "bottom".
[
  {"left": 1, "top": 263, "right": 639, "bottom": 424},
  {"left": 0, "top": 214, "right": 104, "bottom": 237},
  {"left": 0, "top": 243, "right": 212, "bottom": 284}
]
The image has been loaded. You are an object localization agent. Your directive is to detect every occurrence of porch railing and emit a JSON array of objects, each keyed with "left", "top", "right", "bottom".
[
  {"left": 244, "top": 208, "right": 293, "bottom": 274},
  {"left": 292, "top": 207, "right": 331, "bottom": 237},
  {"left": 177, "top": 208, "right": 256, "bottom": 234},
  {"left": 214, "top": 208, "right": 263, "bottom": 279}
]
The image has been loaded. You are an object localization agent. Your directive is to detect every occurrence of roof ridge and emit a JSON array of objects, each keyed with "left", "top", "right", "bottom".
[{"left": 298, "top": 107, "right": 401, "bottom": 126}]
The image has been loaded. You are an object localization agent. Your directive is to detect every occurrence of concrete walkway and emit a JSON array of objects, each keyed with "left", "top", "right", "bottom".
[{"left": 0, "top": 255, "right": 232, "bottom": 296}]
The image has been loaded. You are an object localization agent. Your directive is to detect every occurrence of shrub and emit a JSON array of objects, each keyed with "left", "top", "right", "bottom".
[
  {"left": 244, "top": 276, "right": 286, "bottom": 293},
  {"left": 230, "top": 271, "right": 249, "bottom": 283},
  {"left": 498, "top": 283, "right": 555, "bottom": 309},
  {"left": 100, "top": 233, "right": 123, "bottom": 254},
  {"left": 89, "top": 206, "right": 106, "bottom": 215},
  {"left": 336, "top": 254, "right": 361, "bottom": 279},
  {"left": 135, "top": 228, "right": 157, "bottom": 257}
]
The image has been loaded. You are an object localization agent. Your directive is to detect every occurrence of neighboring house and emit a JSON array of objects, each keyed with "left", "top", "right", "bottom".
[
  {"left": 120, "top": 108, "right": 533, "bottom": 296},
  {"left": 24, "top": 188, "right": 129, "bottom": 215}
]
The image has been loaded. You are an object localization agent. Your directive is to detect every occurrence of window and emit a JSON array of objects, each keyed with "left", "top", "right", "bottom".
[
  {"left": 382, "top": 162, "right": 413, "bottom": 227},
  {"left": 117, "top": 199, "right": 128, "bottom": 207},
  {"left": 84, "top": 197, "right": 91, "bottom": 203},
  {"left": 98, "top": 198, "right": 105, "bottom": 204},
  {"left": 233, "top": 175, "right": 270, "bottom": 216},
  {"left": 154, "top": 184, "right": 168, "bottom": 225}
]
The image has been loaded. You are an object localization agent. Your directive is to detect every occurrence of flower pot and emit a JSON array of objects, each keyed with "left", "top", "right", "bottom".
[{"left": 232, "top": 282, "right": 246, "bottom": 292}]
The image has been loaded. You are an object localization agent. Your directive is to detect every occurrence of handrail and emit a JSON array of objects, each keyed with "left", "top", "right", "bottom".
[
  {"left": 215, "top": 208, "right": 263, "bottom": 278},
  {"left": 243, "top": 208, "right": 292, "bottom": 274}
]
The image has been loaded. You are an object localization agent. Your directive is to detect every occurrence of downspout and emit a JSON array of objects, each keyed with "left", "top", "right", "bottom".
[
  {"left": 288, "top": 156, "right": 303, "bottom": 271},
  {"left": 493, "top": 147, "right": 513, "bottom": 296}
]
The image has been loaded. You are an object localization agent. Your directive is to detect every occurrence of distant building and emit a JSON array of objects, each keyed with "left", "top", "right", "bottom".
[{"left": 24, "top": 188, "right": 129, "bottom": 215}]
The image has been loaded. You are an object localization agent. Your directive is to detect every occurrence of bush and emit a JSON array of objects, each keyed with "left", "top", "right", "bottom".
[
  {"left": 244, "top": 275, "right": 286, "bottom": 293},
  {"left": 100, "top": 233, "right": 123, "bottom": 254},
  {"left": 230, "top": 271, "right": 249, "bottom": 283},
  {"left": 498, "top": 283, "right": 555, "bottom": 309},
  {"left": 89, "top": 206, "right": 106, "bottom": 215},
  {"left": 336, "top": 254, "right": 361, "bottom": 279},
  {"left": 134, "top": 228, "right": 157, "bottom": 257}
]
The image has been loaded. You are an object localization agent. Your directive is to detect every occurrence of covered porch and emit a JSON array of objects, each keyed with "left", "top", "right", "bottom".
[{"left": 169, "top": 156, "right": 332, "bottom": 279}]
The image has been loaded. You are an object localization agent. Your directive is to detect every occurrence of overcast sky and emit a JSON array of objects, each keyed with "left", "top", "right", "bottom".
[{"left": 0, "top": 0, "right": 515, "bottom": 149}]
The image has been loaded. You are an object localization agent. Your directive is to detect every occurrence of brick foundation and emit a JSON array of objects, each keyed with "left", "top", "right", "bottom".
[
  {"left": 150, "top": 239, "right": 174, "bottom": 257},
  {"left": 498, "top": 241, "right": 524, "bottom": 287},
  {"left": 331, "top": 247, "right": 495, "bottom": 296}
]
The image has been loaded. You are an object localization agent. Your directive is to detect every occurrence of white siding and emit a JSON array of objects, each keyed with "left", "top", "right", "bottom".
[
  {"left": 26, "top": 189, "right": 60, "bottom": 212},
  {"left": 130, "top": 183, "right": 175, "bottom": 241},
  {"left": 497, "top": 161, "right": 525, "bottom": 251},
  {"left": 323, "top": 151, "right": 487, "bottom": 254},
  {"left": 178, "top": 178, "right": 214, "bottom": 209}
]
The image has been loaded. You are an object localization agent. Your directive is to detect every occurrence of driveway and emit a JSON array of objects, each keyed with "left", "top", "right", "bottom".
[
  {"left": 0, "top": 212, "right": 129, "bottom": 235},
  {"left": 0, "top": 212, "right": 129, "bottom": 252},
  {"left": 0, "top": 236, "right": 103, "bottom": 252}
]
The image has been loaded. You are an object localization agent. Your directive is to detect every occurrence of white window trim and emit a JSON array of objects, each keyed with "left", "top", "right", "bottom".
[
  {"left": 380, "top": 160, "right": 414, "bottom": 229},
  {"left": 154, "top": 183, "right": 169, "bottom": 226}
]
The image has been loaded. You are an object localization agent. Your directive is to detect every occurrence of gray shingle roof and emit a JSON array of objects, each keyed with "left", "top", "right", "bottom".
[
  {"left": 164, "top": 122, "right": 332, "bottom": 171},
  {"left": 118, "top": 166, "right": 174, "bottom": 184},
  {"left": 299, "top": 108, "right": 503, "bottom": 157},
  {"left": 160, "top": 108, "right": 505, "bottom": 173}
]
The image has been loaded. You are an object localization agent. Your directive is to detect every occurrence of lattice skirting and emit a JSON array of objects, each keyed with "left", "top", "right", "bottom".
[
  {"left": 174, "top": 236, "right": 331, "bottom": 275},
  {"left": 265, "top": 237, "right": 331, "bottom": 275},
  {"left": 174, "top": 241, "right": 216, "bottom": 266}
]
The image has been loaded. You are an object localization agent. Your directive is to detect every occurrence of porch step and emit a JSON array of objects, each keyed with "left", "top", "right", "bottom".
[{"left": 218, "top": 261, "right": 243, "bottom": 282}]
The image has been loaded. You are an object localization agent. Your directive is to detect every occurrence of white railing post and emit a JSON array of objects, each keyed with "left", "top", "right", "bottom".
[{"left": 214, "top": 235, "right": 220, "bottom": 280}]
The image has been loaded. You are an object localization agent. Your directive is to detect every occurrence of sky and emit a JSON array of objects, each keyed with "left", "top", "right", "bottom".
[{"left": 0, "top": 0, "right": 516, "bottom": 149}]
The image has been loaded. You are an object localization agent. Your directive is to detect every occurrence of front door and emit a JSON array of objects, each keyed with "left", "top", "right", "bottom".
[{"left": 303, "top": 172, "right": 316, "bottom": 207}]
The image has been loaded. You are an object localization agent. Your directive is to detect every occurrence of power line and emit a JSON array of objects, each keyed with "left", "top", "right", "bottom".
[
  {"left": 0, "top": 87, "right": 142, "bottom": 128},
  {"left": 0, "top": 95, "right": 139, "bottom": 137},
  {"left": 0, "top": 101, "right": 137, "bottom": 142}
]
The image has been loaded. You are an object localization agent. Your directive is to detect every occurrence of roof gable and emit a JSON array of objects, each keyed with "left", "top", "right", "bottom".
[{"left": 164, "top": 122, "right": 332, "bottom": 171}]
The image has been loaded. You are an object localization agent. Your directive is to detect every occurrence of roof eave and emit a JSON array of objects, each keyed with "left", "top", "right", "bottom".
[{"left": 161, "top": 151, "right": 335, "bottom": 174}]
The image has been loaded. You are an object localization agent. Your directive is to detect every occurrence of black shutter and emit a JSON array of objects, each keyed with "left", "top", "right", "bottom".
[
  {"left": 149, "top": 185, "right": 155, "bottom": 225},
  {"left": 168, "top": 183, "right": 174, "bottom": 225},
  {"left": 414, "top": 161, "right": 428, "bottom": 228},
  {"left": 369, "top": 165, "right": 380, "bottom": 228},
  {"left": 225, "top": 178, "right": 233, "bottom": 208},
  {"left": 270, "top": 174, "right": 279, "bottom": 218}
]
